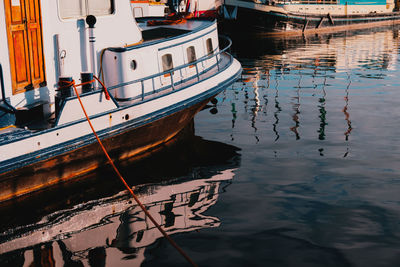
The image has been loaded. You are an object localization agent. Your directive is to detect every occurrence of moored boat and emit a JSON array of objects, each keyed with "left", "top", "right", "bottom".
[
  {"left": 222, "top": 0, "right": 400, "bottom": 33},
  {"left": 130, "top": 0, "right": 222, "bottom": 19},
  {"left": 0, "top": 0, "right": 241, "bottom": 203}
]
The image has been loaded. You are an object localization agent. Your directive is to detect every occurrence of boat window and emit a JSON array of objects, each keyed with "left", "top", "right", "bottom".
[
  {"left": 59, "top": 0, "right": 114, "bottom": 19},
  {"left": 206, "top": 38, "right": 213, "bottom": 55},
  {"left": 59, "top": 0, "right": 85, "bottom": 18},
  {"left": 162, "top": 54, "right": 174, "bottom": 76},
  {"left": 130, "top": 60, "right": 137, "bottom": 70},
  {"left": 87, "top": 0, "right": 114, "bottom": 16},
  {"left": 187, "top": 46, "right": 197, "bottom": 67}
]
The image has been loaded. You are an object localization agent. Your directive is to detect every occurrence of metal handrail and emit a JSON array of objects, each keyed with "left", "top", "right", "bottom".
[
  {"left": 106, "top": 35, "right": 234, "bottom": 100},
  {"left": 0, "top": 63, "right": 16, "bottom": 113},
  {"left": 0, "top": 64, "right": 5, "bottom": 103}
]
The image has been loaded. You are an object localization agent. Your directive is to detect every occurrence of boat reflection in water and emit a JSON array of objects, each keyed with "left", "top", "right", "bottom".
[
  {"left": 224, "top": 26, "right": 399, "bottom": 156},
  {"left": 231, "top": 26, "right": 398, "bottom": 68},
  {"left": 0, "top": 121, "right": 240, "bottom": 266}
]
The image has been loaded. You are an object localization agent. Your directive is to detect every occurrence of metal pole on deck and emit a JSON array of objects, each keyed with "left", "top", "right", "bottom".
[
  {"left": 55, "top": 34, "right": 66, "bottom": 79},
  {"left": 86, "top": 15, "right": 97, "bottom": 88}
]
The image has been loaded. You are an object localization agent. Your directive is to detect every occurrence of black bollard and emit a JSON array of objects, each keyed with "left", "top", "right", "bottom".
[
  {"left": 81, "top": 72, "right": 94, "bottom": 93},
  {"left": 58, "top": 77, "right": 74, "bottom": 97},
  {"left": 55, "top": 76, "right": 73, "bottom": 119}
]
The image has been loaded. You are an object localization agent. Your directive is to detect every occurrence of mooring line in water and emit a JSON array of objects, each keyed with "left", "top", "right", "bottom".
[{"left": 60, "top": 78, "right": 198, "bottom": 267}]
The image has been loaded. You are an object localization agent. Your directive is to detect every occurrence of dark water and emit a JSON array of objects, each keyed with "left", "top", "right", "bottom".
[{"left": 2, "top": 26, "right": 400, "bottom": 266}]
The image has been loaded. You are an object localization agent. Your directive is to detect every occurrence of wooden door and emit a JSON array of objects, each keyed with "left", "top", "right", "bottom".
[{"left": 4, "top": 0, "right": 45, "bottom": 95}]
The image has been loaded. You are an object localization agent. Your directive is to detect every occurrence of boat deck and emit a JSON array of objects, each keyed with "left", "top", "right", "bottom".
[
  {"left": 0, "top": 127, "right": 31, "bottom": 143},
  {"left": 0, "top": 53, "right": 232, "bottom": 142},
  {"left": 0, "top": 18, "right": 222, "bottom": 144}
]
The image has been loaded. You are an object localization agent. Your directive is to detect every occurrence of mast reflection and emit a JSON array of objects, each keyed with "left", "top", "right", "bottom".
[
  {"left": 343, "top": 73, "right": 353, "bottom": 142},
  {"left": 273, "top": 76, "right": 281, "bottom": 142}
]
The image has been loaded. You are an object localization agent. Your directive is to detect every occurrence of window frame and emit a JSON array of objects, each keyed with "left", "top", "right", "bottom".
[
  {"left": 206, "top": 38, "right": 213, "bottom": 56},
  {"left": 162, "top": 53, "right": 174, "bottom": 77},
  {"left": 186, "top": 46, "right": 197, "bottom": 68},
  {"left": 58, "top": 0, "right": 115, "bottom": 21}
]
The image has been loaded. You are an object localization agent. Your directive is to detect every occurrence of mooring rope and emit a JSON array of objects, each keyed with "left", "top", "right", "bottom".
[{"left": 59, "top": 78, "right": 197, "bottom": 267}]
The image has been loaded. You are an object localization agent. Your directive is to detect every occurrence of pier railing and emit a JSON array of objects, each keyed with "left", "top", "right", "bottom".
[{"left": 106, "top": 35, "right": 234, "bottom": 102}]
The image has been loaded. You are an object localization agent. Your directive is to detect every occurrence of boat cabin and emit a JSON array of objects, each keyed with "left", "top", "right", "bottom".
[{"left": 0, "top": 0, "right": 220, "bottom": 127}]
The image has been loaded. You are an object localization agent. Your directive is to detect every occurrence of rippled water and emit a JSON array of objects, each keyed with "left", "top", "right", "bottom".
[{"left": 2, "top": 26, "right": 400, "bottom": 267}]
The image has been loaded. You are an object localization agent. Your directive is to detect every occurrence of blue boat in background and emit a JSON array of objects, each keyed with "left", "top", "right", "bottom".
[{"left": 222, "top": 0, "right": 400, "bottom": 32}]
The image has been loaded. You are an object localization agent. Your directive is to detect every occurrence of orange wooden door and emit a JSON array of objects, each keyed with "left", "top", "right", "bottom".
[{"left": 4, "top": 0, "right": 45, "bottom": 95}]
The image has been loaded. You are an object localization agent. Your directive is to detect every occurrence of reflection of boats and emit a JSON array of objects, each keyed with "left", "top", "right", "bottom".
[
  {"left": 229, "top": 27, "right": 398, "bottom": 145},
  {"left": 0, "top": 167, "right": 236, "bottom": 266},
  {"left": 223, "top": 0, "right": 400, "bottom": 33},
  {"left": 274, "top": 31, "right": 398, "bottom": 72},
  {"left": 232, "top": 28, "right": 399, "bottom": 72},
  {"left": 0, "top": 0, "right": 241, "bottom": 203}
]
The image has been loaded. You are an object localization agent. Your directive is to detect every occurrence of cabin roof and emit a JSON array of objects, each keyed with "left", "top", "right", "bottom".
[
  {"left": 142, "top": 27, "right": 191, "bottom": 42},
  {"left": 107, "top": 18, "right": 216, "bottom": 52}
]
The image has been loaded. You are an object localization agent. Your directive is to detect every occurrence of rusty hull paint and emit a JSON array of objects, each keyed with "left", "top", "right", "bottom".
[{"left": 0, "top": 97, "right": 210, "bottom": 203}]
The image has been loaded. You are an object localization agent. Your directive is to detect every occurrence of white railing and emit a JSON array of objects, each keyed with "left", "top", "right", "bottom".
[{"left": 106, "top": 35, "right": 234, "bottom": 102}]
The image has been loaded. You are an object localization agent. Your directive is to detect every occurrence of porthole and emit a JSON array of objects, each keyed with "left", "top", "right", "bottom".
[{"left": 130, "top": 60, "right": 137, "bottom": 70}]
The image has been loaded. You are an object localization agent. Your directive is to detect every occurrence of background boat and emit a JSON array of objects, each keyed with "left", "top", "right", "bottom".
[{"left": 222, "top": 0, "right": 400, "bottom": 33}]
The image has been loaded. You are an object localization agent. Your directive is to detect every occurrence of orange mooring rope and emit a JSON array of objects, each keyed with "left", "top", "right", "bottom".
[{"left": 62, "top": 78, "right": 197, "bottom": 267}]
